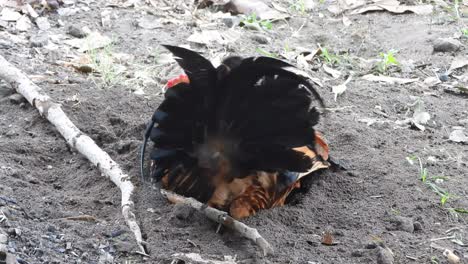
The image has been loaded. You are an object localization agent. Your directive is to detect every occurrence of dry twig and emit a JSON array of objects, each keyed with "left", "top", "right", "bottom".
[
  {"left": 0, "top": 55, "right": 147, "bottom": 255},
  {"left": 160, "top": 189, "right": 274, "bottom": 256}
]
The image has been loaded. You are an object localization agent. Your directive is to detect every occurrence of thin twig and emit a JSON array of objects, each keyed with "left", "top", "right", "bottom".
[
  {"left": 160, "top": 189, "right": 274, "bottom": 256},
  {"left": 0, "top": 55, "right": 147, "bottom": 255}
]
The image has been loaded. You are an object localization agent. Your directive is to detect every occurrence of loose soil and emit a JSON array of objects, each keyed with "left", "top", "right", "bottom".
[{"left": 0, "top": 1, "right": 467, "bottom": 263}]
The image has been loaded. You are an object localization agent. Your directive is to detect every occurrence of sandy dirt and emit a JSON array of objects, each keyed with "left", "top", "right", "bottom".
[{"left": 0, "top": 0, "right": 467, "bottom": 263}]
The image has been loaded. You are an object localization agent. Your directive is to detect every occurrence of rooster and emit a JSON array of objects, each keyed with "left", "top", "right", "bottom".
[{"left": 141, "top": 45, "right": 330, "bottom": 219}]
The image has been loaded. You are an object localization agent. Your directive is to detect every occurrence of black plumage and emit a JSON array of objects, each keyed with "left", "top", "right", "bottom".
[{"left": 140, "top": 45, "right": 328, "bottom": 218}]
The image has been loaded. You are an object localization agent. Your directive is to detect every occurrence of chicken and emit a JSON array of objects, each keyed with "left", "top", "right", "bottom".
[{"left": 141, "top": 45, "right": 330, "bottom": 219}]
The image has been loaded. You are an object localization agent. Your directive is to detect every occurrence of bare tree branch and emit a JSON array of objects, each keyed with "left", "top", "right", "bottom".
[
  {"left": 0, "top": 55, "right": 147, "bottom": 255},
  {"left": 160, "top": 189, "right": 274, "bottom": 256}
]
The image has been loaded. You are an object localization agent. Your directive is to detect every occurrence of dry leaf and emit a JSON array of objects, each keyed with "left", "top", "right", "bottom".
[
  {"left": 65, "top": 31, "right": 112, "bottom": 52},
  {"left": 138, "top": 15, "right": 162, "bottom": 29},
  {"left": 327, "top": 0, "right": 367, "bottom": 14},
  {"left": 101, "top": 10, "right": 112, "bottom": 28},
  {"left": 353, "top": 0, "right": 433, "bottom": 15},
  {"left": 226, "top": 0, "right": 289, "bottom": 20},
  {"left": 449, "top": 129, "right": 468, "bottom": 143},
  {"left": 362, "top": 74, "right": 418, "bottom": 84},
  {"left": 342, "top": 16, "right": 352, "bottom": 27},
  {"left": 16, "top": 15, "right": 31, "bottom": 31},
  {"left": 332, "top": 75, "right": 352, "bottom": 101},
  {"left": 321, "top": 231, "right": 335, "bottom": 246},
  {"left": 323, "top": 64, "right": 342, "bottom": 78},
  {"left": 443, "top": 249, "right": 460, "bottom": 264},
  {"left": 448, "top": 56, "right": 468, "bottom": 73},
  {"left": 187, "top": 29, "right": 241, "bottom": 45},
  {"left": 0, "top": 8, "right": 21, "bottom": 21},
  {"left": 423, "top": 76, "right": 441, "bottom": 87},
  {"left": 172, "top": 253, "right": 237, "bottom": 264},
  {"left": 25, "top": 4, "right": 39, "bottom": 18}
]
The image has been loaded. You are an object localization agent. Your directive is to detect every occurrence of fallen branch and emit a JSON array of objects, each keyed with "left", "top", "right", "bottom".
[
  {"left": 0, "top": 55, "right": 147, "bottom": 255},
  {"left": 171, "top": 253, "right": 237, "bottom": 264},
  {"left": 160, "top": 189, "right": 274, "bottom": 256}
]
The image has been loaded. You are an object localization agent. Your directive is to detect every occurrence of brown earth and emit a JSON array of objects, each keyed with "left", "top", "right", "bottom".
[{"left": 0, "top": 0, "right": 467, "bottom": 263}]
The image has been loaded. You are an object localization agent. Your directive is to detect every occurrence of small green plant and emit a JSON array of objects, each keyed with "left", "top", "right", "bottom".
[
  {"left": 461, "top": 28, "right": 468, "bottom": 37},
  {"left": 88, "top": 44, "right": 123, "bottom": 87},
  {"left": 240, "top": 13, "right": 272, "bottom": 30},
  {"left": 453, "top": 208, "right": 468, "bottom": 214},
  {"left": 430, "top": 256, "right": 439, "bottom": 264},
  {"left": 291, "top": 0, "right": 306, "bottom": 13},
  {"left": 320, "top": 47, "right": 341, "bottom": 65},
  {"left": 407, "top": 155, "right": 454, "bottom": 207},
  {"left": 376, "top": 50, "right": 399, "bottom": 74}
]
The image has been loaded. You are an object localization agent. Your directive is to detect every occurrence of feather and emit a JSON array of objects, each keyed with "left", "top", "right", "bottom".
[{"left": 142, "top": 45, "right": 330, "bottom": 219}]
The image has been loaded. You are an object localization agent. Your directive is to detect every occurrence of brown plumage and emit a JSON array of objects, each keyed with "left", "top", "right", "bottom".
[{"left": 141, "top": 45, "right": 330, "bottom": 219}]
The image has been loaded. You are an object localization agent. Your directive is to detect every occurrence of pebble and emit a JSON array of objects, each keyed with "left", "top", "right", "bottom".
[
  {"left": 413, "top": 221, "right": 423, "bottom": 231},
  {"left": 66, "top": 25, "right": 86, "bottom": 38},
  {"left": 433, "top": 38, "right": 461, "bottom": 52},
  {"left": 6, "top": 229, "right": 20, "bottom": 237},
  {"left": 16, "top": 16, "right": 32, "bottom": 32},
  {"left": 35, "top": 17, "right": 51, "bottom": 31},
  {"left": 0, "top": 234, "right": 7, "bottom": 244},
  {"left": 438, "top": 72, "right": 449, "bottom": 82},
  {"left": 222, "top": 17, "right": 239, "bottom": 28},
  {"left": 1, "top": 9, "right": 21, "bottom": 21},
  {"left": 30, "top": 34, "right": 49, "bottom": 47},
  {"left": 377, "top": 246, "right": 394, "bottom": 264},
  {"left": 251, "top": 34, "right": 269, "bottom": 44},
  {"left": 387, "top": 215, "right": 414, "bottom": 233}
]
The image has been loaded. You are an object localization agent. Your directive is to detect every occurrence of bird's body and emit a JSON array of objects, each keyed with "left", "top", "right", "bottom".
[{"left": 142, "top": 45, "right": 330, "bottom": 219}]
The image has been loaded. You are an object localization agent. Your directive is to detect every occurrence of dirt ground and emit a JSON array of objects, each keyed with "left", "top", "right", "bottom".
[{"left": 1, "top": 0, "right": 467, "bottom": 263}]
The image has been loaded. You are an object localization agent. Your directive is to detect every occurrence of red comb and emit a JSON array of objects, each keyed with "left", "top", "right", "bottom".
[{"left": 166, "top": 74, "right": 189, "bottom": 88}]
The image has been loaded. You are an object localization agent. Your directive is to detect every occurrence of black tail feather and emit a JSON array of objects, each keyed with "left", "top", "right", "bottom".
[{"left": 142, "top": 45, "right": 325, "bottom": 184}]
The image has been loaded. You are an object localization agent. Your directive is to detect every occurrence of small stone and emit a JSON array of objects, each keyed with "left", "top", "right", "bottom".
[
  {"left": 6, "top": 253, "right": 17, "bottom": 264},
  {"left": 413, "top": 221, "right": 423, "bottom": 231},
  {"left": 0, "top": 39, "right": 13, "bottom": 49},
  {"left": 377, "top": 246, "right": 394, "bottom": 264},
  {"left": 433, "top": 38, "right": 461, "bottom": 52},
  {"left": 251, "top": 34, "right": 269, "bottom": 44},
  {"left": 16, "top": 16, "right": 32, "bottom": 32},
  {"left": 35, "top": 17, "right": 51, "bottom": 30},
  {"left": 0, "top": 243, "right": 7, "bottom": 253},
  {"left": 57, "top": 8, "right": 78, "bottom": 17},
  {"left": 8, "top": 94, "right": 26, "bottom": 104},
  {"left": 47, "top": 0, "right": 61, "bottom": 10},
  {"left": 1, "top": 9, "right": 22, "bottom": 22},
  {"left": 66, "top": 242, "right": 72, "bottom": 250},
  {"left": 365, "top": 242, "right": 377, "bottom": 249},
  {"left": 386, "top": 215, "right": 414, "bottom": 233},
  {"left": 6, "top": 229, "right": 20, "bottom": 237},
  {"left": 30, "top": 34, "right": 49, "bottom": 47},
  {"left": 66, "top": 25, "right": 86, "bottom": 38},
  {"left": 0, "top": 234, "right": 7, "bottom": 244},
  {"left": 351, "top": 249, "right": 364, "bottom": 257},
  {"left": 0, "top": 20, "right": 7, "bottom": 28},
  {"left": 222, "top": 17, "right": 238, "bottom": 28},
  {"left": 438, "top": 73, "right": 449, "bottom": 82}
]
